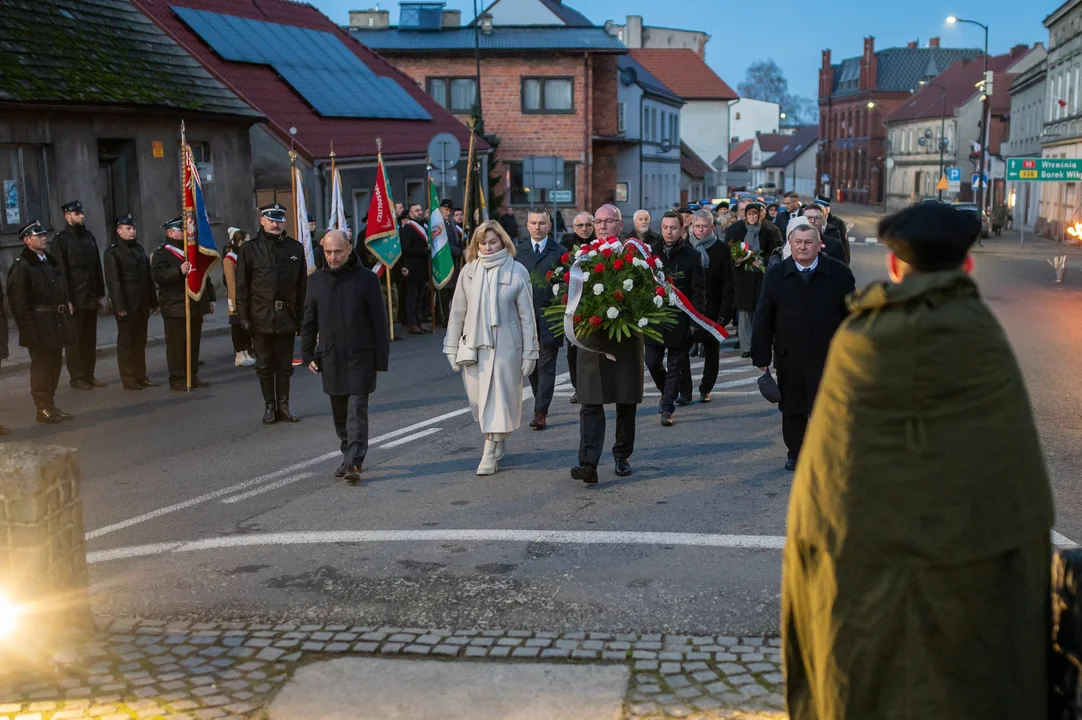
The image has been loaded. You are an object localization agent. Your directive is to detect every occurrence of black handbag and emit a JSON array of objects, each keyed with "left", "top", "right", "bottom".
[{"left": 757, "top": 369, "right": 781, "bottom": 404}]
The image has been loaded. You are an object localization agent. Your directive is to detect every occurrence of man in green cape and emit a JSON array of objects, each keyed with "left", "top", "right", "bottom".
[{"left": 783, "top": 202, "right": 1055, "bottom": 719}]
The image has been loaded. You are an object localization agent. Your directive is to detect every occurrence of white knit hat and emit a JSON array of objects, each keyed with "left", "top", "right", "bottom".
[{"left": 786, "top": 216, "right": 811, "bottom": 238}]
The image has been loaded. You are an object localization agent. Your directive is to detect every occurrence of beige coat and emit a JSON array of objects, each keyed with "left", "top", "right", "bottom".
[{"left": 443, "top": 257, "right": 539, "bottom": 434}]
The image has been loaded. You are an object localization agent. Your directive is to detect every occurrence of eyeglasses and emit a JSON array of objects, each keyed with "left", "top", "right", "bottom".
[
  {"left": 573, "top": 222, "right": 591, "bottom": 228},
  {"left": 594, "top": 218, "right": 620, "bottom": 226}
]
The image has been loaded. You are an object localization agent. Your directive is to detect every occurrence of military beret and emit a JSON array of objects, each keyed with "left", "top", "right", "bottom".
[
  {"left": 161, "top": 216, "right": 183, "bottom": 230},
  {"left": 116, "top": 214, "right": 135, "bottom": 227},
  {"left": 61, "top": 200, "right": 83, "bottom": 213},
  {"left": 259, "top": 203, "right": 288, "bottom": 222},
  {"left": 877, "top": 203, "right": 981, "bottom": 271},
  {"left": 18, "top": 220, "right": 47, "bottom": 238}
]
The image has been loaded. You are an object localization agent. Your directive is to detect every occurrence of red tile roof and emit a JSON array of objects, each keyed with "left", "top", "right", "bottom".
[
  {"left": 629, "top": 49, "right": 737, "bottom": 101},
  {"left": 133, "top": 0, "right": 485, "bottom": 161},
  {"left": 756, "top": 133, "right": 791, "bottom": 154},
  {"left": 729, "top": 139, "right": 754, "bottom": 165},
  {"left": 680, "top": 142, "right": 714, "bottom": 179}
]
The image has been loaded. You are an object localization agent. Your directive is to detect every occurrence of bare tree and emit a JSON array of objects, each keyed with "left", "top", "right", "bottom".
[{"left": 737, "top": 60, "right": 817, "bottom": 124}]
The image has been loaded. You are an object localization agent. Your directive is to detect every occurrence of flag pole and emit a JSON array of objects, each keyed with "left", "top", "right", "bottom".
[
  {"left": 181, "top": 121, "right": 192, "bottom": 391},
  {"left": 377, "top": 137, "right": 395, "bottom": 342},
  {"left": 329, "top": 140, "right": 336, "bottom": 238},
  {"left": 427, "top": 159, "right": 439, "bottom": 328},
  {"left": 463, "top": 118, "right": 477, "bottom": 233}
]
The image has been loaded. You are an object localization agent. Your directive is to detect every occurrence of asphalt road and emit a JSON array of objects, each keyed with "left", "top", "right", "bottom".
[{"left": 2, "top": 213, "right": 1080, "bottom": 637}]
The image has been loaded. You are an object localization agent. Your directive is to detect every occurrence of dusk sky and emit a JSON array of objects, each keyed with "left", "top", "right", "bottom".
[{"left": 315, "top": 0, "right": 1057, "bottom": 101}]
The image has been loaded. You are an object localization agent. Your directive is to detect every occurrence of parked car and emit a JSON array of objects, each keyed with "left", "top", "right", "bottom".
[
  {"left": 920, "top": 196, "right": 942, "bottom": 204},
  {"left": 951, "top": 202, "right": 990, "bottom": 239}
]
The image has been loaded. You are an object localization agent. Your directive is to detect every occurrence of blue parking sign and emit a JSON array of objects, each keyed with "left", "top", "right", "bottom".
[{"left": 946, "top": 168, "right": 962, "bottom": 182}]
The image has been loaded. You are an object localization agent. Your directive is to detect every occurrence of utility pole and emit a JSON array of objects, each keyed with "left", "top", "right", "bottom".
[{"left": 947, "top": 17, "right": 990, "bottom": 213}]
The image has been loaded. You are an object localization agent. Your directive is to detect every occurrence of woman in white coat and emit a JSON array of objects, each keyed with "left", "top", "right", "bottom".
[{"left": 444, "top": 220, "right": 539, "bottom": 475}]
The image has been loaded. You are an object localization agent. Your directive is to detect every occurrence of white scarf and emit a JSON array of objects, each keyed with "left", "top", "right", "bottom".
[{"left": 465, "top": 249, "right": 512, "bottom": 350}]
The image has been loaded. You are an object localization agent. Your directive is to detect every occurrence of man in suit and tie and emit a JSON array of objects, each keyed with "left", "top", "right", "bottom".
[{"left": 515, "top": 207, "right": 564, "bottom": 430}]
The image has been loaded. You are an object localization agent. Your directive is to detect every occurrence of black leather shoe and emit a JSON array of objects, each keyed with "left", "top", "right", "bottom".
[
  {"left": 334, "top": 465, "right": 348, "bottom": 478},
  {"left": 262, "top": 404, "right": 278, "bottom": 425},
  {"left": 570, "top": 392, "right": 579, "bottom": 404},
  {"left": 191, "top": 377, "right": 211, "bottom": 388},
  {"left": 784, "top": 458, "right": 797, "bottom": 472},
  {"left": 122, "top": 379, "right": 144, "bottom": 390},
  {"left": 343, "top": 466, "right": 362, "bottom": 484},
  {"left": 51, "top": 407, "right": 73, "bottom": 421},
  {"left": 571, "top": 463, "right": 598, "bottom": 484},
  {"left": 660, "top": 412, "right": 674, "bottom": 427},
  {"left": 614, "top": 458, "right": 632, "bottom": 477},
  {"left": 88, "top": 377, "right": 108, "bottom": 388},
  {"left": 36, "top": 408, "right": 63, "bottom": 424},
  {"left": 70, "top": 379, "right": 93, "bottom": 391},
  {"left": 139, "top": 377, "right": 161, "bottom": 387},
  {"left": 277, "top": 402, "right": 300, "bottom": 423},
  {"left": 699, "top": 392, "right": 712, "bottom": 403},
  {"left": 740, "top": 351, "right": 752, "bottom": 358},
  {"left": 170, "top": 382, "right": 187, "bottom": 392},
  {"left": 675, "top": 395, "right": 690, "bottom": 406}
]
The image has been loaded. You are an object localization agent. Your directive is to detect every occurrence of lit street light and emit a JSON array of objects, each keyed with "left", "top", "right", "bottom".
[
  {"left": 867, "top": 102, "right": 876, "bottom": 109},
  {"left": 0, "top": 590, "right": 20, "bottom": 640},
  {"left": 946, "top": 14, "right": 990, "bottom": 215}
]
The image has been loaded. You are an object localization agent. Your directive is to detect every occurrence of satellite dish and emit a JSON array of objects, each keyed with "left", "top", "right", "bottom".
[
  {"left": 918, "top": 137, "right": 927, "bottom": 146},
  {"left": 620, "top": 67, "right": 638, "bottom": 86},
  {"left": 923, "top": 129, "right": 934, "bottom": 138}
]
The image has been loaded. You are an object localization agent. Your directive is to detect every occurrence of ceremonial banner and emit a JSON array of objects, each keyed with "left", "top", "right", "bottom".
[
  {"left": 364, "top": 151, "right": 402, "bottom": 268},
  {"left": 182, "top": 146, "right": 220, "bottom": 300},
  {"left": 293, "top": 165, "right": 315, "bottom": 274},
  {"left": 428, "top": 178, "right": 453, "bottom": 289},
  {"left": 328, "top": 165, "right": 347, "bottom": 232}
]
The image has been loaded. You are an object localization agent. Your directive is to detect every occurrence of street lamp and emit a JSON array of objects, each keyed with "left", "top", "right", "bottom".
[
  {"left": 946, "top": 15, "right": 990, "bottom": 214},
  {"left": 919, "top": 81, "right": 951, "bottom": 200},
  {"left": 867, "top": 102, "right": 876, "bottom": 109}
]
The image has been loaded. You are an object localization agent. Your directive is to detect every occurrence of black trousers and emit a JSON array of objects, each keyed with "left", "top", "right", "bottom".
[
  {"left": 29, "top": 347, "right": 63, "bottom": 409},
  {"left": 163, "top": 315, "right": 203, "bottom": 385},
  {"left": 116, "top": 315, "right": 148, "bottom": 382},
  {"left": 645, "top": 344, "right": 690, "bottom": 414},
  {"left": 566, "top": 340, "right": 578, "bottom": 389},
  {"left": 783, "top": 413, "right": 809, "bottom": 461},
  {"left": 406, "top": 276, "right": 426, "bottom": 325},
  {"left": 231, "top": 322, "right": 252, "bottom": 353},
  {"left": 66, "top": 308, "right": 98, "bottom": 383},
  {"left": 253, "top": 331, "right": 295, "bottom": 399},
  {"left": 529, "top": 343, "right": 560, "bottom": 415},
  {"left": 330, "top": 394, "right": 370, "bottom": 468},
  {"left": 698, "top": 336, "right": 721, "bottom": 394},
  {"left": 579, "top": 403, "right": 636, "bottom": 467}
]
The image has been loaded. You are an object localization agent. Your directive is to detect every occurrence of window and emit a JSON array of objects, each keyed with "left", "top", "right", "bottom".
[
  {"left": 522, "top": 77, "right": 574, "bottom": 113},
  {"left": 651, "top": 108, "right": 658, "bottom": 141},
  {"left": 670, "top": 115, "right": 678, "bottom": 144},
  {"left": 188, "top": 142, "right": 219, "bottom": 219},
  {"left": 618, "top": 102, "right": 626, "bottom": 133},
  {"left": 426, "top": 77, "right": 478, "bottom": 113},
  {"left": 506, "top": 160, "right": 577, "bottom": 205},
  {"left": 735, "top": 111, "right": 741, "bottom": 120},
  {"left": 0, "top": 144, "right": 52, "bottom": 234}
]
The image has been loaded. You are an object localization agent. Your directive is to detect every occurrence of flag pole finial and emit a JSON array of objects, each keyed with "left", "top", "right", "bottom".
[
  {"left": 329, "top": 139, "right": 335, "bottom": 159},
  {"left": 376, "top": 136, "right": 383, "bottom": 154}
]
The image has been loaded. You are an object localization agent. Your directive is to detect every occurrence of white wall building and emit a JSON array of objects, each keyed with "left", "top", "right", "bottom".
[
  {"left": 729, "top": 98, "right": 780, "bottom": 143},
  {"left": 1004, "top": 52, "right": 1047, "bottom": 230},
  {"left": 762, "top": 126, "right": 819, "bottom": 197},
  {"left": 1040, "top": 0, "right": 1082, "bottom": 238}
]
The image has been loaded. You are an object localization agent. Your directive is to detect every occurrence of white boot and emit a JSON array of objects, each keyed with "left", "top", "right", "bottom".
[
  {"left": 235, "top": 351, "right": 247, "bottom": 367},
  {"left": 242, "top": 351, "right": 256, "bottom": 367},
  {"left": 477, "top": 438, "right": 498, "bottom": 475},
  {"left": 494, "top": 433, "right": 507, "bottom": 461}
]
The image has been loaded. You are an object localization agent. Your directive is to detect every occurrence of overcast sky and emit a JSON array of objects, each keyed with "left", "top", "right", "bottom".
[{"left": 315, "top": 0, "right": 1055, "bottom": 100}]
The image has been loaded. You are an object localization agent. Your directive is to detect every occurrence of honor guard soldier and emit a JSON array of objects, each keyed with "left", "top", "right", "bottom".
[
  {"left": 6, "top": 220, "right": 74, "bottom": 424},
  {"left": 236, "top": 203, "right": 308, "bottom": 425},
  {"left": 53, "top": 199, "right": 107, "bottom": 389},
  {"left": 103, "top": 214, "right": 160, "bottom": 390},
  {"left": 152, "top": 216, "right": 214, "bottom": 391}
]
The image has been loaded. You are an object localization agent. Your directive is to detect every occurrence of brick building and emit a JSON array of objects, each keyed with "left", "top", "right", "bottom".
[
  {"left": 817, "top": 36, "right": 982, "bottom": 204},
  {"left": 353, "top": 4, "right": 625, "bottom": 234}
]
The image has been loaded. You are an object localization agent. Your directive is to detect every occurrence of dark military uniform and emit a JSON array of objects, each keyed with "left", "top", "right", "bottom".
[
  {"left": 236, "top": 210, "right": 307, "bottom": 424},
  {"left": 152, "top": 234, "right": 214, "bottom": 390},
  {"left": 53, "top": 201, "right": 106, "bottom": 388},
  {"left": 7, "top": 221, "right": 74, "bottom": 422},
  {"left": 104, "top": 215, "right": 159, "bottom": 388}
]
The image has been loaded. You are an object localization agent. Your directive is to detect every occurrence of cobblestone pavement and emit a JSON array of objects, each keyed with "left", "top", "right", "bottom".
[{"left": 1, "top": 618, "right": 787, "bottom": 720}]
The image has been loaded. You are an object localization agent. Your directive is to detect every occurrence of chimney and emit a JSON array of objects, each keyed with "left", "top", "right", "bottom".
[
  {"left": 625, "top": 15, "right": 643, "bottom": 49},
  {"left": 349, "top": 8, "right": 390, "bottom": 28},
  {"left": 479, "top": 12, "right": 493, "bottom": 34},
  {"left": 929, "top": 36, "right": 940, "bottom": 48},
  {"left": 819, "top": 49, "right": 832, "bottom": 99},
  {"left": 860, "top": 37, "right": 877, "bottom": 92},
  {"left": 907, "top": 41, "right": 917, "bottom": 49},
  {"left": 1010, "top": 43, "right": 1029, "bottom": 57},
  {"left": 441, "top": 9, "right": 461, "bottom": 27}
]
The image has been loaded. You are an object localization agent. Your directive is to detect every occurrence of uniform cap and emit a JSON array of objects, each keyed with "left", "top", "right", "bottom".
[
  {"left": 677, "top": 205, "right": 695, "bottom": 214},
  {"left": 116, "top": 214, "right": 136, "bottom": 227},
  {"left": 306, "top": 213, "right": 314, "bottom": 222},
  {"left": 161, "top": 216, "right": 183, "bottom": 230},
  {"left": 260, "top": 203, "right": 288, "bottom": 222},
  {"left": 877, "top": 203, "right": 981, "bottom": 271},
  {"left": 18, "top": 220, "right": 47, "bottom": 238},
  {"left": 61, "top": 200, "right": 83, "bottom": 213},
  {"left": 440, "top": 199, "right": 454, "bottom": 209},
  {"left": 813, "top": 195, "right": 831, "bottom": 208}
]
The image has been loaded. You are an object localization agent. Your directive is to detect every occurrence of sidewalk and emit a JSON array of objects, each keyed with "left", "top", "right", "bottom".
[
  {"left": 0, "top": 618, "right": 787, "bottom": 720},
  {"left": 2, "top": 308, "right": 232, "bottom": 376}
]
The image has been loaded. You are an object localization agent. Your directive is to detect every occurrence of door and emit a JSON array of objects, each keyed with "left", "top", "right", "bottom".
[{"left": 97, "top": 140, "right": 138, "bottom": 241}]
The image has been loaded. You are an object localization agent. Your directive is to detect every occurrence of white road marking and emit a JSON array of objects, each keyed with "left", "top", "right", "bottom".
[
  {"left": 864, "top": 237, "right": 878, "bottom": 244},
  {"left": 220, "top": 473, "right": 315, "bottom": 505},
  {"left": 86, "top": 529, "right": 789, "bottom": 564},
  {"left": 1053, "top": 531, "right": 1079, "bottom": 549},
  {"left": 715, "top": 376, "right": 760, "bottom": 389},
  {"left": 376, "top": 427, "right": 443, "bottom": 449}
]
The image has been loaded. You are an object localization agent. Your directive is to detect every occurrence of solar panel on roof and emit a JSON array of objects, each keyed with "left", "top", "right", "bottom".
[{"left": 171, "top": 5, "right": 430, "bottom": 121}]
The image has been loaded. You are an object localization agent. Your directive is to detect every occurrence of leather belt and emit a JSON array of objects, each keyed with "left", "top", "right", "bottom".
[{"left": 33, "top": 305, "right": 67, "bottom": 313}]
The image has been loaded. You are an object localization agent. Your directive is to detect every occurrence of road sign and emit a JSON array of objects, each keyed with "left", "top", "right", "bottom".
[
  {"left": 820, "top": 173, "right": 830, "bottom": 183},
  {"left": 523, "top": 156, "right": 565, "bottom": 191},
  {"left": 430, "top": 168, "right": 458, "bottom": 187},
  {"left": 946, "top": 167, "right": 961, "bottom": 193},
  {"left": 1007, "top": 157, "right": 1082, "bottom": 181},
  {"left": 426, "top": 132, "right": 461, "bottom": 170},
  {"left": 971, "top": 173, "right": 988, "bottom": 190},
  {"left": 936, "top": 175, "right": 949, "bottom": 191},
  {"left": 550, "top": 189, "right": 573, "bottom": 203}
]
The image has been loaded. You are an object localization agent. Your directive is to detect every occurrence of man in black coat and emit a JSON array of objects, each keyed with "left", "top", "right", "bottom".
[
  {"left": 624, "top": 210, "right": 660, "bottom": 247},
  {"left": 774, "top": 191, "right": 802, "bottom": 237},
  {"left": 237, "top": 203, "right": 308, "bottom": 425},
  {"left": 647, "top": 211, "right": 705, "bottom": 427},
  {"left": 725, "top": 201, "right": 780, "bottom": 358},
  {"left": 814, "top": 196, "right": 851, "bottom": 263},
  {"left": 152, "top": 217, "right": 214, "bottom": 392},
  {"left": 687, "top": 209, "right": 735, "bottom": 402},
  {"left": 399, "top": 202, "right": 431, "bottom": 334},
  {"left": 301, "top": 230, "right": 390, "bottom": 484},
  {"left": 7, "top": 220, "right": 74, "bottom": 424},
  {"left": 53, "top": 200, "right": 106, "bottom": 390},
  {"left": 516, "top": 207, "right": 565, "bottom": 430},
  {"left": 104, "top": 215, "right": 160, "bottom": 390},
  {"left": 498, "top": 205, "right": 519, "bottom": 241},
  {"left": 751, "top": 223, "right": 856, "bottom": 471},
  {"left": 798, "top": 207, "right": 847, "bottom": 264}
]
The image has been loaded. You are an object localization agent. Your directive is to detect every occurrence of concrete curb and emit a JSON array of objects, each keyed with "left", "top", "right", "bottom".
[{"left": 0, "top": 325, "right": 232, "bottom": 376}]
